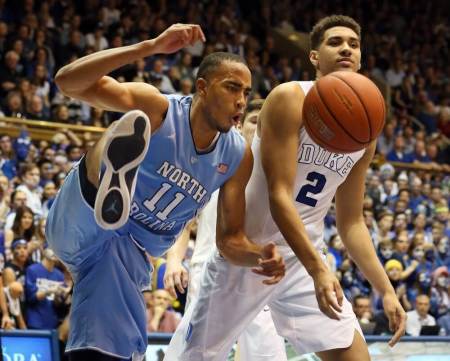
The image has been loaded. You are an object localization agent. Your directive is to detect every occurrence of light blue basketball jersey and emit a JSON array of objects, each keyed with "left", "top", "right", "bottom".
[
  {"left": 46, "top": 94, "right": 246, "bottom": 359},
  {"left": 126, "top": 94, "right": 246, "bottom": 256}
]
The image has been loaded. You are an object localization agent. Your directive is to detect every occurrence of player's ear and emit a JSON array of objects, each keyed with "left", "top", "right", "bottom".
[
  {"left": 196, "top": 78, "right": 208, "bottom": 96},
  {"left": 309, "top": 50, "right": 319, "bottom": 69}
]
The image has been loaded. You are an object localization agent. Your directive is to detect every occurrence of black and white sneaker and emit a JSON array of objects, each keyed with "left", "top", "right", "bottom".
[{"left": 94, "top": 110, "right": 151, "bottom": 230}]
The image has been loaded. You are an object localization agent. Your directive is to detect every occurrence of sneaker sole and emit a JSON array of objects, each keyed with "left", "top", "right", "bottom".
[{"left": 94, "top": 110, "right": 151, "bottom": 230}]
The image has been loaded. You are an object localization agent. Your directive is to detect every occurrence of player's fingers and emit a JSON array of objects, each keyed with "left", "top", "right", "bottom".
[
  {"left": 389, "top": 309, "right": 406, "bottom": 347},
  {"left": 325, "top": 288, "right": 342, "bottom": 313},
  {"left": 195, "top": 24, "right": 206, "bottom": 42},
  {"left": 262, "top": 274, "right": 283, "bottom": 285},
  {"left": 164, "top": 278, "right": 177, "bottom": 299},
  {"left": 318, "top": 290, "right": 340, "bottom": 320},
  {"left": 173, "top": 272, "right": 185, "bottom": 294},
  {"left": 181, "top": 269, "right": 189, "bottom": 289},
  {"left": 334, "top": 281, "right": 344, "bottom": 307},
  {"left": 258, "top": 258, "right": 283, "bottom": 271}
]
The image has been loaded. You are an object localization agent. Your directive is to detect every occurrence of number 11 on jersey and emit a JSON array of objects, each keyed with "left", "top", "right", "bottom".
[{"left": 143, "top": 182, "right": 186, "bottom": 221}]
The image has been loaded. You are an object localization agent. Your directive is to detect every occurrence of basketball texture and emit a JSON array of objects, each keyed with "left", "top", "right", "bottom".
[{"left": 302, "top": 71, "right": 385, "bottom": 153}]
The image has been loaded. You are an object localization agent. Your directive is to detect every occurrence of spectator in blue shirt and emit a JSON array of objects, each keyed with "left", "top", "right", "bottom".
[{"left": 25, "top": 248, "right": 66, "bottom": 329}]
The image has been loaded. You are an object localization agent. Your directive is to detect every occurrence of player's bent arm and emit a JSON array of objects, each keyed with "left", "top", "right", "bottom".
[
  {"left": 335, "top": 141, "right": 395, "bottom": 296},
  {"left": 260, "top": 82, "right": 327, "bottom": 275},
  {"left": 55, "top": 40, "right": 169, "bottom": 127},
  {"left": 216, "top": 145, "right": 262, "bottom": 266}
]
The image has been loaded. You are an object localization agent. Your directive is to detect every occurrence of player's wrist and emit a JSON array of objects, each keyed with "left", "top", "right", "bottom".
[{"left": 137, "top": 39, "right": 158, "bottom": 58}]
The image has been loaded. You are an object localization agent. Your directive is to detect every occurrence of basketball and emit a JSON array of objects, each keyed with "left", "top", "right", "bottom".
[{"left": 302, "top": 71, "right": 386, "bottom": 153}]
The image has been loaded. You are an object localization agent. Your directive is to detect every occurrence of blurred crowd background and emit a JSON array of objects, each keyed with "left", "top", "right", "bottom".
[{"left": 0, "top": 0, "right": 448, "bottom": 356}]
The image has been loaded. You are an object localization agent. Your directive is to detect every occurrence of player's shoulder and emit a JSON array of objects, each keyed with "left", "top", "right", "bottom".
[{"left": 268, "top": 81, "right": 305, "bottom": 100}]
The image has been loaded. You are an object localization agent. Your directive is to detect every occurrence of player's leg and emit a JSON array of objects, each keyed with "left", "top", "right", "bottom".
[
  {"left": 164, "top": 252, "right": 279, "bottom": 361},
  {"left": 268, "top": 252, "right": 366, "bottom": 358},
  {"left": 236, "top": 306, "right": 287, "bottom": 361},
  {"left": 316, "top": 331, "right": 370, "bottom": 361},
  {"left": 65, "top": 234, "right": 151, "bottom": 360},
  {"left": 86, "top": 110, "right": 151, "bottom": 230}
]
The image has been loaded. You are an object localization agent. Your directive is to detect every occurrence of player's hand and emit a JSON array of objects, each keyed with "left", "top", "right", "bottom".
[
  {"left": 164, "top": 261, "right": 189, "bottom": 299},
  {"left": 312, "top": 268, "right": 343, "bottom": 320},
  {"left": 252, "top": 243, "right": 285, "bottom": 285},
  {"left": 1, "top": 314, "right": 14, "bottom": 329},
  {"left": 153, "top": 24, "right": 206, "bottom": 55},
  {"left": 382, "top": 291, "right": 406, "bottom": 347}
]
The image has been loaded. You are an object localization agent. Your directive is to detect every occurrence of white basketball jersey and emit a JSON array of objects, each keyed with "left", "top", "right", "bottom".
[{"left": 244, "top": 81, "right": 365, "bottom": 250}]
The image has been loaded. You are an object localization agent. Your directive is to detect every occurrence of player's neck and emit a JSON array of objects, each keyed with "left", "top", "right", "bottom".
[{"left": 190, "top": 98, "right": 219, "bottom": 150}]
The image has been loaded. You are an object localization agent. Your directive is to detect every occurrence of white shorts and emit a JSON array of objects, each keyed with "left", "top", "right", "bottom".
[
  {"left": 185, "top": 262, "right": 287, "bottom": 361},
  {"left": 164, "top": 247, "right": 362, "bottom": 361}
]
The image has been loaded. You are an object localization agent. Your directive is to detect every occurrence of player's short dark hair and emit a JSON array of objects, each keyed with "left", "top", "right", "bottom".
[
  {"left": 310, "top": 15, "right": 361, "bottom": 50},
  {"left": 196, "top": 52, "right": 247, "bottom": 81},
  {"left": 243, "top": 99, "right": 264, "bottom": 124}
]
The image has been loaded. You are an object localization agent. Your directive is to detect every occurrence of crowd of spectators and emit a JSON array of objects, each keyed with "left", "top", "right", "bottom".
[{"left": 0, "top": 0, "right": 448, "bottom": 351}]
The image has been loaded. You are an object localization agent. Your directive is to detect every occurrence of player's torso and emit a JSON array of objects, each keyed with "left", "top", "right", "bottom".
[
  {"left": 128, "top": 95, "right": 246, "bottom": 256},
  {"left": 245, "top": 81, "right": 365, "bottom": 248}
]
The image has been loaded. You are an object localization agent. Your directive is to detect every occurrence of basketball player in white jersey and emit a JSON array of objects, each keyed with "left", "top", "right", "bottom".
[
  {"left": 165, "top": 15, "right": 406, "bottom": 361},
  {"left": 164, "top": 99, "right": 287, "bottom": 361}
]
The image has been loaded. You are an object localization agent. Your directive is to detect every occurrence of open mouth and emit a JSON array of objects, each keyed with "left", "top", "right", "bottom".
[{"left": 232, "top": 114, "right": 243, "bottom": 125}]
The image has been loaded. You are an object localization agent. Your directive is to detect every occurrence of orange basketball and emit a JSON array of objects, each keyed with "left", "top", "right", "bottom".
[{"left": 302, "top": 71, "right": 386, "bottom": 153}]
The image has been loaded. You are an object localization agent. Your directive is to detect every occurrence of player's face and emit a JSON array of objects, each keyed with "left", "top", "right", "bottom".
[
  {"left": 202, "top": 61, "right": 252, "bottom": 133},
  {"left": 310, "top": 26, "right": 361, "bottom": 76}
]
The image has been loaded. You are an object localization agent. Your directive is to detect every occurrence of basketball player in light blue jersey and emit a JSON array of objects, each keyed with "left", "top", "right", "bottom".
[{"left": 47, "top": 24, "right": 285, "bottom": 361}]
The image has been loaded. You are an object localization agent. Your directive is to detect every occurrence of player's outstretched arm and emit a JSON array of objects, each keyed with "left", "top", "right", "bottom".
[
  {"left": 164, "top": 222, "right": 192, "bottom": 299},
  {"left": 260, "top": 82, "right": 343, "bottom": 319},
  {"left": 55, "top": 24, "right": 205, "bottom": 125},
  {"left": 216, "top": 145, "right": 285, "bottom": 284},
  {"left": 335, "top": 141, "right": 406, "bottom": 346}
]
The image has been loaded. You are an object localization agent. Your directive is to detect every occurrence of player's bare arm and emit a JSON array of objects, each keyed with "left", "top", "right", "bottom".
[
  {"left": 335, "top": 140, "right": 406, "bottom": 346},
  {"left": 216, "top": 145, "right": 285, "bottom": 284},
  {"left": 164, "top": 222, "right": 192, "bottom": 298},
  {"left": 260, "top": 81, "right": 344, "bottom": 319},
  {"left": 55, "top": 24, "right": 205, "bottom": 129}
]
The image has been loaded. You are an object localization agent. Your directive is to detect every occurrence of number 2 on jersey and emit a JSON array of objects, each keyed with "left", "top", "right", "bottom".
[
  {"left": 296, "top": 171, "right": 326, "bottom": 207},
  {"left": 143, "top": 182, "right": 185, "bottom": 221}
]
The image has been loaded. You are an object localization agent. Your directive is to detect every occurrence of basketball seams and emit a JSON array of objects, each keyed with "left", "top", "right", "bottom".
[
  {"left": 329, "top": 73, "right": 373, "bottom": 142},
  {"left": 315, "top": 79, "right": 367, "bottom": 145}
]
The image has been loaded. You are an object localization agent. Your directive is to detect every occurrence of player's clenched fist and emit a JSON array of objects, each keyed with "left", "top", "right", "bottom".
[
  {"left": 152, "top": 24, "right": 206, "bottom": 55},
  {"left": 252, "top": 243, "right": 286, "bottom": 285}
]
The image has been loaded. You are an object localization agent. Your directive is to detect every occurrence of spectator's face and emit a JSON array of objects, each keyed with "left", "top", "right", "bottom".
[
  {"left": 430, "top": 188, "right": 442, "bottom": 203},
  {"left": 5, "top": 53, "right": 19, "bottom": 70},
  {"left": 395, "top": 235, "right": 409, "bottom": 253},
  {"left": 394, "top": 136, "right": 405, "bottom": 150},
  {"left": 414, "top": 214, "right": 426, "bottom": 229},
  {"left": 241, "top": 110, "right": 259, "bottom": 145},
  {"left": 43, "top": 148, "right": 55, "bottom": 161},
  {"left": 13, "top": 191, "right": 27, "bottom": 208},
  {"left": 198, "top": 61, "right": 252, "bottom": 133},
  {"left": 310, "top": 26, "right": 361, "bottom": 76},
  {"left": 180, "top": 79, "right": 193, "bottom": 95},
  {"left": 379, "top": 215, "right": 393, "bottom": 232},
  {"left": 379, "top": 243, "right": 393, "bottom": 259},
  {"left": 43, "top": 182, "right": 56, "bottom": 199},
  {"left": 40, "top": 162, "right": 54, "bottom": 179},
  {"left": 21, "top": 211, "right": 33, "bottom": 230},
  {"left": 57, "top": 106, "right": 69, "bottom": 121},
  {"left": 8, "top": 94, "right": 22, "bottom": 111},
  {"left": 416, "top": 295, "right": 430, "bottom": 317},
  {"left": 13, "top": 244, "right": 28, "bottom": 264},
  {"left": 23, "top": 167, "right": 40, "bottom": 189},
  {"left": 412, "top": 246, "right": 425, "bottom": 260},
  {"left": 0, "top": 135, "right": 12, "bottom": 153},
  {"left": 437, "top": 238, "right": 448, "bottom": 255},
  {"left": 354, "top": 298, "right": 371, "bottom": 319},
  {"left": 153, "top": 60, "right": 164, "bottom": 73},
  {"left": 152, "top": 289, "right": 172, "bottom": 310},
  {"left": 31, "top": 96, "right": 43, "bottom": 112},
  {"left": 0, "top": 175, "right": 9, "bottom": 192},
  {"left": 68, "top": 147, "right": 82, "bottom": 161},
  {"left": 387, "top": 265, "right": 402, "bottom": 281}
]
